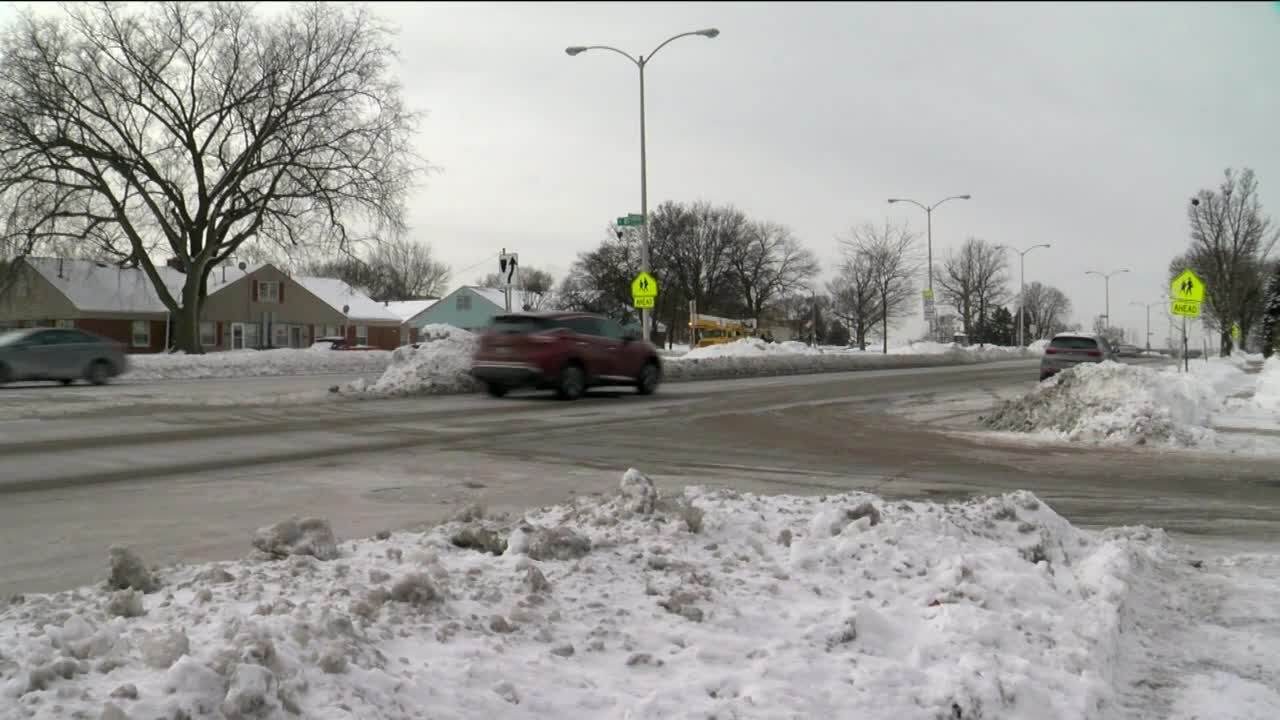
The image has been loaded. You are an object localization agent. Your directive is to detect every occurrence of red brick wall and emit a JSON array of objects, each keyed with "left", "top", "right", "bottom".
[{"left": 74, "top": 318, "right": 166, "bottom": 353}]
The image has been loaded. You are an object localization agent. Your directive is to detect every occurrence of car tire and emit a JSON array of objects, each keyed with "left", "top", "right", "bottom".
[
  {"left": 636, "top": 360, "right": 660, "bottom": 396},
  {"left": 60, "top": 378, "right": 74, "bottom": 386},
  {"left": 556, "top": 362, "right": 586, "bottom": 401},
  {"left": 86, "top": 360, "right": 113, "bottom": 386},
  {"left": 485, "top": 383, "right": 509, "bottom": 398}
]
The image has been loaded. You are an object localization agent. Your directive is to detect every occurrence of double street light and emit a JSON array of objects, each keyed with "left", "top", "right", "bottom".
[
  {"left": 566, "top": 29, "right": 721, "bottom": 342},
  {"left": 1008, "top": 244, "right": 1051, "bottom": 347},
  {"left": 887, "top": 194, "right": 972, "bottom": 340},
  {"left": 1085, "top": 268, "right": 1130, "bottom": 333}
]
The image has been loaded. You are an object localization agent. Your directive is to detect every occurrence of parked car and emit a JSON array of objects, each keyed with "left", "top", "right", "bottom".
[
  {"left": 311, "top": 335, "right": 378, "bottom": 351},
  {"left": 470, "top": 312, "right": 663, "bottom": 400},
  {"left": 0, "top": 328, "right": 127, "bottom": 386},
  {"left": 1039, "top": 332, "right": 1116, "bottom": 381},
  {"left": 1116, "top": 344, "right": 1140, "bottom": 358}
]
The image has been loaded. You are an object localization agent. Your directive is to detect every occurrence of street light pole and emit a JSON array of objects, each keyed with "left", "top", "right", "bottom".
[
  {"left": 1130, "top": 301, "right": 1160, "bottom": 351},
  {"left": 1008, "top": 244, "right": 1051, "bottom": 347},
  {"left": 887, "top": 194, "right": 972, "bottom": 341},
  {"left": 1085, "top": 268, "right": 1130, "bottom": 335},
  {"left": 566, "top": 29, "right": 720, "bottom": 343}
]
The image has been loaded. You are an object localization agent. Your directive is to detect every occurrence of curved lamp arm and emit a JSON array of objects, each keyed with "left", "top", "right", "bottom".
[
  {"left": 647, "top": 29, "right": 720, "bottom": 62},
  {"left": 564, "top": 45, "right": 639, "bottom": 66}
]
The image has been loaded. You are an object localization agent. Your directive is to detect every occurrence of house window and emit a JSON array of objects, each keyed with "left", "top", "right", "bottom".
[
  {"left": 356, "top": 326, "right": 369, "bottom": 346},
  {"left": 200, "top": 321, "right": 216, "bottom": 348},
  {"left": 131, "top": 320, "right": 150, "bottom": 348},
  {"left": 244, "top": 323, "right": 260, "bottom": 349},
  {"left": 56, "top": 320, "right": 75, "bottom": 329},
  {"left": 456, "top": 293, "right": 471, "bottom": 311},
  {"left": 257, "top": 280, "right": 280, "bottom": 304},
  {"left": 273, "top": 324, "right": 290, "bottom": 348}
]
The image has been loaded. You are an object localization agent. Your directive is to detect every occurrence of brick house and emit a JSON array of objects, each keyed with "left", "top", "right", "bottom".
[{"left": 0, "top": 257, "right": 402, "bottom": 352}]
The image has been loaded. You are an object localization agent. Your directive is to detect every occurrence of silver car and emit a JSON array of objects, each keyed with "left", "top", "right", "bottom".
[
  {"left": 1039, "top": 332, "right": 1116, "bottom": 381},
  {"left": 0, "top": 328, "right": 128, "bottom": 386}
]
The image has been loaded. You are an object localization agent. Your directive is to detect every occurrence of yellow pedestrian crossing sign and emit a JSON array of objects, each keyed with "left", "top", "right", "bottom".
[
  {"left": 631, "top": 271, "right": 658, "bottom": 301},
  {"left": 1169, "top": 269, "right": 1205, "bottom": 318},
  {"left": 1171, "top": 269, "right": 1205, "bottom": 303}
]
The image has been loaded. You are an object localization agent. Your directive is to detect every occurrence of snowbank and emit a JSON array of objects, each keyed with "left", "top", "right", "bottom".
[
  {"left": 981, "top": 360, "right": 1252, "bottom": 447},
  {"left": 339, "top": 324, "right": 478, "bottom": 396},
  {"left": 1028, "top": 339, "right": 1050, "bottom": 353},
  {"left": 681, "top": 338, "right": 821, "bottom": 360},
  {"left": 1255, "top": 356, "right": 1280, "bottom": 412},
  {"left": 123, "top": 348, "right": 391, "bottom": 381},
  {"left": 0, "top": 472, "right": 1175, "bottom": 720}
]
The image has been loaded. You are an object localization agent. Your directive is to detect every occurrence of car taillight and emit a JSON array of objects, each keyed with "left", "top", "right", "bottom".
[
  {"left": 1086, "top": 350, "right": 1102, "bottom": 358},
  {"left": 1045, "top": 348, "right": 1058, "bottom": 355}
]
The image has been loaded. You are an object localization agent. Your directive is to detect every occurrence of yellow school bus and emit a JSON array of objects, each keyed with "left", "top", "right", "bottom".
[{"left": 689, "top": 314, "right": 751, "bottom": 348}]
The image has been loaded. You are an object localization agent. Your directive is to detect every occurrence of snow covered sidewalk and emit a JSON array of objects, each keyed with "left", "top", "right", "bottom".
[
  {"left": 6, "top": 470, "right": 1274, "bottom": 720},
  {"left": 122, "top": 348, "right": 391, "bottom": 382}
]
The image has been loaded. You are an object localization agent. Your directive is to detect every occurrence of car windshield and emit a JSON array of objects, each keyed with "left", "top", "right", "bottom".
[
  {"left": 0, "top": 329, "right": 33, "bottom": 347},
  {"left": 1049, "top": 336, "right": 1098, "bottom": 350},
  {"left": 489, "top": 315, "right": 558, "bottom": 334}
]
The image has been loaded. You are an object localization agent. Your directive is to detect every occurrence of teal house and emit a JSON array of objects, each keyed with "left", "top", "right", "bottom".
[{"left": 406, "top": 286, "right": 534, "bottom": 333}]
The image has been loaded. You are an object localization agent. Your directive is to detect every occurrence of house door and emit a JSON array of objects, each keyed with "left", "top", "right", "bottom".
[
  {"left": 231, "top": 323, "right": 245, "bottom": 350},
  {"left": 289, "top": 326, "right": 302, "bottom": 349}
]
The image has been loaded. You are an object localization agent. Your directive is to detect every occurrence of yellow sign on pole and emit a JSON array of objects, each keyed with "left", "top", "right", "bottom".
[
  {"left": 1170, "top": 269, "right": 1206, "bottom": 303},
  {"left": 633, "top": 295, "right": 655, "bottom": 309},
  {"left": 631, "top": 271, "right": 658, "bottom": 308},
  {"left": 1170, "top": 300, "right": 1200, "bottom": 318},
  {"left": 1231, "top": 323, "right": 1241, "bottom": 340}
]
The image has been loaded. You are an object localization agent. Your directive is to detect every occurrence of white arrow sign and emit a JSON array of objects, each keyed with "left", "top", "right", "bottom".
[{"left": 498, "top": 252, "right": 519, "bottom": 289}]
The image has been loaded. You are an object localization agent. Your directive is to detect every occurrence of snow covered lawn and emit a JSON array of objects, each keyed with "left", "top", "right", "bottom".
[
  {"left": 9, "top": 470, "right": 1276, "bottom": 720},
  {"left": 981, "top": 355, "right": 1276, "bottom": 450},
  {"left": 122, "top": 348, "right": 391, "bottom": 382}
]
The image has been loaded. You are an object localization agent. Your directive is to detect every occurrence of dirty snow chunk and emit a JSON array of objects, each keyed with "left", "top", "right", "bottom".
[
  {"left": 390, "top": 573, "right": 443, "bottom": 606},
  {"left": 164, "top": 655, "right": 225, "bottom": 704},
  {"left": 25, "top": 657, "right": 84, "bottom": 693},
  {"left": 451, "top": 526, "right": 507, "bottom": 555},
  {"left": 317, "top": 644, "right": 348, "bottom": 674},
  {"left": 110, "top": 683, "right": 138, "bottom": 699},
  {"left": 252, "top": 516, "right": 339, "bottom": 561},
  {"left": 527, "top": 526, "right": 591, "bottom": 561},
  {"left": 106, "top": 588, "right": 145, "bottom": 618},
  {"left": 347, "top": 324, "right": 479, "bottom": 395},
  {"left": 492, "top": 680, "right": 520, "bottom": 705},
  {"left": 99, "top": 703, "right": 129, "bottom": 720},
  {"left": 620, "top": 467, "right": 658, "bottom": 514},
  {"left": 847, "top": 501, "right": 882, "bottom": 527},
  {"left": 221, "top": 663, "right": 279, "bottom": 719},
  {"left": 523, "top": 565, "right": 550, "bottom": 593},
  {"left": 141, "top": 628, "right": 190, "bottom": 670},
  {"left": 108, "top": 545, "right": 159, "bottom": 593}
]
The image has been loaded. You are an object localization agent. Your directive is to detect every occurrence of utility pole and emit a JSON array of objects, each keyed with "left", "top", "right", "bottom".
[
  {"left": 1009, "top": 244, "right": 1050, "bottom": 347},
  {"left": 888, "top": 194, "right": 972, "bottom": 341}
]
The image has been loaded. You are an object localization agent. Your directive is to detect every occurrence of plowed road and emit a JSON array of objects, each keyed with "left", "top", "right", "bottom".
[{"left": 2, "top": 359, "right": 1277, "bottom": 595}]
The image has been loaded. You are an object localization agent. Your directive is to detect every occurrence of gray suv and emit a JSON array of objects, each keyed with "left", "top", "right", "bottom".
[
  {"left": 0, "top": 328, "right": 128, "bottom": 386},
  {"left": 1039, "top": 333, "right": 1116, "bottom": 381}
]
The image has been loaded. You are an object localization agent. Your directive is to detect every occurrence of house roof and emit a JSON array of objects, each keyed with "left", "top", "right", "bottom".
[
  {"left": 25, "top": 258, "right": 179, "bottom": 315},
  {"left": 292, "top": 276, "right": 400, "bottom": 323},
  {"left": 470, "top": 286, "right": 511, "bottom": 310},
  {"left": 384, "top": 299, "right": 439, "bottom": 323}
]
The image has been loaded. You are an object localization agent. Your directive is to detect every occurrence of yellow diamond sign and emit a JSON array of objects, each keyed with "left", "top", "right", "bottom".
[
  {"left": 631, "top": 271, "right": 658, "bottom": 300},
  {"left": 1170, "top": 269, "right": 1205, "bottom": 303}
]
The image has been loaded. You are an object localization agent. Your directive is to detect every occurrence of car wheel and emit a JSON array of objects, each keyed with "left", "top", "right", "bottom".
[
  {"left": 86, "top": 360, "right": 113, "bottom": 386},
  {"left": 556, "top": 363, "right": 586, "bottom": 401},
  {"left": 636, "top": 360, "right": 660, "bottom": 396},
  {"left": 485, "top": 382, "right": 509, "bottom": 398},
  {"left": 60, "top": 378, "right": 74, "bottom": 386}
]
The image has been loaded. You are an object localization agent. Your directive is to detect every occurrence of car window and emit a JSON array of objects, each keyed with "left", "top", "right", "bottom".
[
  {"left": 490, "top": 315, "right": 559, "bottom": 334},
  {"left": 561, "top": 317, "right": 599, "bottom": 336},
  {"left": 1049, "top": 336, "right": 1098, "bottom": 351},
  {"left": 0, "top": 329, "right": 33, "bottom": 347},
  {"left": 595, "top": 318, "right": 625, "bottom": 340}
]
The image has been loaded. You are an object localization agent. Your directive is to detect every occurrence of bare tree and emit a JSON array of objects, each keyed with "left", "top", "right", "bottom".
[
  {"left": 935, "top": 237, "right": 1011, "bottom": 342},
  {"left": 478, "top": 266, "right": 555, "bottom": 310},
  {"left": 307, "top": 237, "right": 447, "bottom": 303},
  {"left": 827, "top": 245, "right": 881, "bottom": 351},
  {"left": 1019, "top": 281, "right": 1073, "bottom": 339},
  {"left": 0, "top": 2, "right": 423, "bottom": 351},
  {"left": 1182, "top": 168, "right": 1278, "bottom": 354},
  {"left": 726, "top": 221, "right": 819, "bottom": 326},
  {"left": 649, "top": 200, "right": 745, "bottom": 318},
  {"left": 845, "top": 221, "right": 920, "bottom": 353}
]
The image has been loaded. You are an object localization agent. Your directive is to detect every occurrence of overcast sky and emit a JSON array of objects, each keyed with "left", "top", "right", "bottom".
[{"left": 3, "top": 1, "right": 1278, "bottom": 344}]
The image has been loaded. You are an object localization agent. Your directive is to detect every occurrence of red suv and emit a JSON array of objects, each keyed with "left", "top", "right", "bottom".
[{"left": 470, "top": 312, "right": 662, "bottom": 400}]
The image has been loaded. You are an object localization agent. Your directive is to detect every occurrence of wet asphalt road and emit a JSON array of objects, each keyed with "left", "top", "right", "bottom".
[{"left": 1, "top": 358, "right": 1277, "bottom": 595}]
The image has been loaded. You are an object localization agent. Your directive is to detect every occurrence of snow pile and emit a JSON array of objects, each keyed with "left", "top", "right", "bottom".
[
  {"left": 981, "top": 360, "right": 1251, "bottom": 447},
  {"left": 340, "top": 324, "right": 478, "bottom": 396},
  {"left": 1254, "top": 356, "right": 1280, "bottom": 412},
  {"left": 0, "top": 472, "right": 1175, "bottom": 720},
  {"left": 123, "top": 348, "right": 391, "bottom": 381},
  {"left": 681, "top": 338, "right": 822, "bottom": 360},
  {"left": 1028, "top": 339, "right": 1050, "bottom": 353}
]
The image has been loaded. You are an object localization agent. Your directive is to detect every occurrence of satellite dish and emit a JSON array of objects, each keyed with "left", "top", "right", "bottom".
[
  {"left": 238, "top": 261, "right": 247, "bottom": 271},
  {"left": 342, "top": 304, "right": 350, "bottom": 314}
]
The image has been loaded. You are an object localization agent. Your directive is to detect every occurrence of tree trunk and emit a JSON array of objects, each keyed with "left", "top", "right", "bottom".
[
  {"left": 881, "top": 290, "right": 889, "bottom": 355},
  {"left": 1220, "top": 328, "right": 1232, "bottom": 357},
  {"left": 172, "top": 278, "right": 204, "bottom": 354}
]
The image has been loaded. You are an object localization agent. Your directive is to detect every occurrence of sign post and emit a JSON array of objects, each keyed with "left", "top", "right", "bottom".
[
  {"left": 616, "top": 213, "right": 645, "bottom": 227},
  {"left": 1169, "top": 268, "right": 1206, "bottom": 372},
  {"left": 499, "top": 250, "right": 519, "bottom": 312}
]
